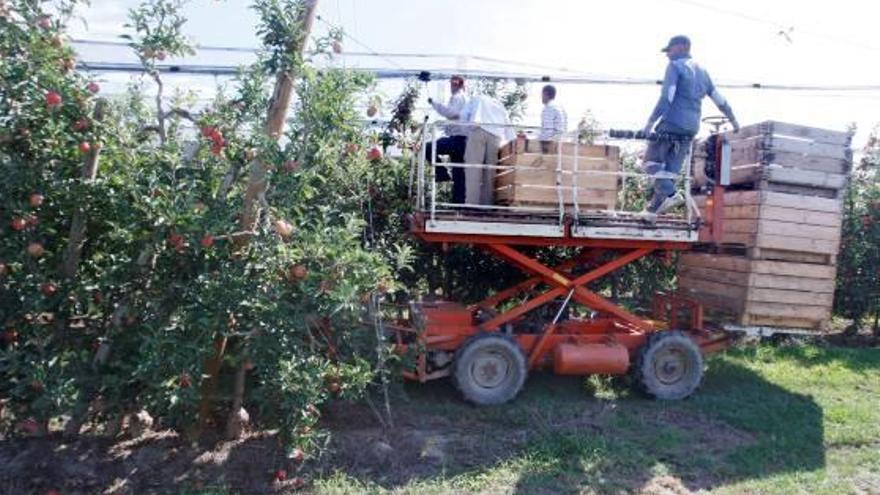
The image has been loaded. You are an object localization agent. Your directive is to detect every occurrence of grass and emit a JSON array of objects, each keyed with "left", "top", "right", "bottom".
[{"left": 307, "top": 343, "right": 880, "bottom": 495}]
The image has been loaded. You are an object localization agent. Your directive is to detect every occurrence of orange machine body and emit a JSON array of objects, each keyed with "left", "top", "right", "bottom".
[{"left": 553, "top": 342, "right": 630, "bottom": 375}]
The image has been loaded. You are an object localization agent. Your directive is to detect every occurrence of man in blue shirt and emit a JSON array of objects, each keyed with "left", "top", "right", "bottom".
[{"left": 642, "top": 35, "right": 739, "bottom": 219}]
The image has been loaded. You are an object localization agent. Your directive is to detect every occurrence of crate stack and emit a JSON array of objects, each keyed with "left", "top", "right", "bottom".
[
  {"left": 678, "top": 121, "right": 852, "bottom": 331},
  {"left": 494, "top": 139, "right": 620, "bottom": 211}
]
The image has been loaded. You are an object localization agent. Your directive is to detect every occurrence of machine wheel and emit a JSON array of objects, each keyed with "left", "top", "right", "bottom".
[
  {"left": 634, "top": 331, "right": 704, "bottom": 400},
  {"left": 453, "top": 333, "right": 527, "bottom": 406}
]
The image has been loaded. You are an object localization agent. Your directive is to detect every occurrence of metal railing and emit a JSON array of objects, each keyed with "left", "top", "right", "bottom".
[{"left": 414, "top": 120, "right": 699, "bottom": 230}]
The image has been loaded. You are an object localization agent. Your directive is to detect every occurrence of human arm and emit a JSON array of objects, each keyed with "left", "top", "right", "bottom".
[
  {"left": 644, "top": 62, "right": 678, "bottom": 134},
  {"left": 706, "top": 75, "right": 739, "bottom": 132},
  {"left": 431, "top": 93, "right": 466, "bottom": 120}
]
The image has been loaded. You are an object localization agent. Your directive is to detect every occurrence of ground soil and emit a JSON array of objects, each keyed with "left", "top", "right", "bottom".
[{"left": 0, "top": 384, "right": 755, "bottom": 495}]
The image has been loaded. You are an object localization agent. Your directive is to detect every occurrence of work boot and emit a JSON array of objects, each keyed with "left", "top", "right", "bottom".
[
  {"left": 655, "top": 191, "right": 685, "bottom": 215},
  {"left": 637, "top": 209, "right": 658, "bottom": 224}
]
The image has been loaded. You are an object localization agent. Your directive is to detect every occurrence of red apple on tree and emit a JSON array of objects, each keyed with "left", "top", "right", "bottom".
[
  {"left": 29, "top": 193, "right": 44, "bottom": 208},
  {"left": 41, "top": 282, "right": 57, "bottom": 297},
  {"left": 289, "top": 265, "right": 308, "bottom": 281},
  {"left": 11, "top": 217, "right": 28, "bottom": 231},
  {"left": 274, "top": 219, "right": 294, "bottom": 239},
  {"left": 86, "top": 81, "right": 100, "bottom": 94},
  {"left": 179, "top": 372, "right": 192, "bottom": 389},
  {"left": 45, "top": 91, "right": 62, "bottom": 109},
  {"left": 79, "top": 142, "right": 92, "bottom": 154},
  {"left": 274, "top": 469, "right": 287, "bottom": 482},
  {"left": 289, "top": 448, "right": 305, "bottom": 463},
  {"left": 73, "top": 118, "right": 90, "bottom": 132},
  {"left": 367, "top": 146, "right": 383, "bottom": 162},
  {"left": 200, "top": 234, "right": 215, "bottom": 248},
  {"left": 200, "top": 125, "right": 216, "bottom": 137},
  {"left": 26, "top": 242, "right": 45, "bottom": 258}
]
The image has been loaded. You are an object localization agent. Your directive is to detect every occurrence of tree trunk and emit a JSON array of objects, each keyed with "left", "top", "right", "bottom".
[
  {"left": 873, "top": 311, "right": 879, "bottom": 337},
  {"left": 61, "top": 99, "right": 108, "bottom": 278},
  {"left": 239, "top": 0, "right": 319, "bottom": 233},
  {"left": 202, "top": 0, "right": 320, "bottom": 440}
]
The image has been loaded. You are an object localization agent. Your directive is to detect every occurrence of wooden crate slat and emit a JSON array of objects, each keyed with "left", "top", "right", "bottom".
[
  {"left": 694, "top": 191, "right": 842, "bottom": 213},
  {"left": 764, "top": 167, "right": 849, "bottom": 190},
  {"left": 752, "top": 233, "right": 840, "bottom": 256},
  {"left": 499, "top": 139, "right": 621, "bottom": 160},
  {"left": 767, "top": 135, "right": 850, "bottom": 161},
  {"left": 741, "top": 314, "right": 827, "bottom": 330},
  {"left": 731, "top": 121, "right": 851, "bottom": 146},
  {"left": 744, "top": 301, "right": 832, "bottom": 320},
  {"left": 680, "top": 253, "right": 836, "bottom": 279},
  {"left": 748, "top": 288, "right": 834, "bottom": 306}
]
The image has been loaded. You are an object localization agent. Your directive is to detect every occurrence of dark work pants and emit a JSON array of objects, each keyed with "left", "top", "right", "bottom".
[{"left": 424, "top": 135, "right": 467, "bottom": 204}]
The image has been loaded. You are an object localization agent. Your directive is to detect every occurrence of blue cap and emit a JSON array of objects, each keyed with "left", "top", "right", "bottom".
[{"left": 661, "top": 35, "right": 691, "bottom": 52}]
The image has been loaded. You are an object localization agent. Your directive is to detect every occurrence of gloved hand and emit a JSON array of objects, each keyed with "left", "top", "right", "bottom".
[{"left": 427, "top": 97, "right": 434, "bottom": 105}]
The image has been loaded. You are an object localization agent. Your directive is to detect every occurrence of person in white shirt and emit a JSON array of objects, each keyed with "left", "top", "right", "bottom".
[
  {"left": 539, "top": 85, "right": 567, "bottom": 153},
  {"left": 426, "top": 75, "right": 469, "bottom": 203},
  {"left": 460, "top": 95, "right": 515, "bottom": 206}
]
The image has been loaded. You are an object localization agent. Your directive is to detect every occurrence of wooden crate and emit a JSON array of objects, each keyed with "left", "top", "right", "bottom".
[
  {"left": 695, "top": 190, "right": 843, "bottom": 264},
  {"left": 495, "top": 140, "right": 620, "bottom": 210},
  {"left": 692, "top": 121, "right": 852, "bottom": 197},
  {"left": 677, "top": 252, "right": 836, "bottom": 330}
]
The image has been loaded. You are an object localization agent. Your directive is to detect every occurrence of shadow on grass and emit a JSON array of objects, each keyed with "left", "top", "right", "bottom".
[{"left": 322, "top": 353, "right": 826, "bottom": 494}]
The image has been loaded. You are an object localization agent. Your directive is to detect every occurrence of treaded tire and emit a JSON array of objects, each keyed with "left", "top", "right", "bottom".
[
  {"left": 453, "top": 333, "right": 527, "bottom": 406},
  {"left": 634, "top": 331, "right": 704, "bottom": 400}
]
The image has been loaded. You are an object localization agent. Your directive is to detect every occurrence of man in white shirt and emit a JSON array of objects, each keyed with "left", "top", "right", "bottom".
[
  {"left": 460, "top": 95, "right": 515, "bottom": 206},
  {"left": 426, "top": 75, "right": 468, "bottom": 203},
  {"left": 539, "top": 85, "right": 567, "bottom": 153}
]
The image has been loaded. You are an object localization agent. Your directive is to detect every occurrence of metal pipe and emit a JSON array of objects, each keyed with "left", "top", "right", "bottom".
[
  {"left": 573, "top": 139, "right": 581, "bottom": 225},
  {"left": 430, "top": 125, "right": 438, "bottom": 222},
  {"left": 555, "top": 139, "right": 565, "bottom": 225}
]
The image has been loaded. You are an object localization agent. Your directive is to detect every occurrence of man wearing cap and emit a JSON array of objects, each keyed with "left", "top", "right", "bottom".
[
  {"left": 641, "top": 35, "right": 739, "bottom": 220},
  {"left": 426, "top": 75, "right": 469, "bottom": 203}
]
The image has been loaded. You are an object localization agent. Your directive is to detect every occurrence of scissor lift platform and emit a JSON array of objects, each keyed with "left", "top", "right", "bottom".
[
  {"left": 415, "top": 208, "right": 700, "bottom": 243},
  {"left": 391, "top": 122, "right": 734, "bottom": 405}
]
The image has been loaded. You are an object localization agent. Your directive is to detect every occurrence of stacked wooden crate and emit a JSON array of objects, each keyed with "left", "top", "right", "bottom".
[
  {"left": 692, "top": 120, "right": 851, "bottom": 199},
  {"left": 494, "top": 139, "right": 620, "bottom": 211},
  {"left": 678, "top": 121, "right": 852, "bottom": 330}
]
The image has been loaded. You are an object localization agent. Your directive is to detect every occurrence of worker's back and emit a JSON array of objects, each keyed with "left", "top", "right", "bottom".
[{"left": 664, "top": 56, "right": 714, "bottom": 135}]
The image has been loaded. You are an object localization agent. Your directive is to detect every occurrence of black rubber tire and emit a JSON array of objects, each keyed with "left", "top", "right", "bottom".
[
  {"left": 453, "top": 333, "right": 528, "bottom": 406},
  {"left": 633, "top": 331, "right": 704, "bottom": 400}
]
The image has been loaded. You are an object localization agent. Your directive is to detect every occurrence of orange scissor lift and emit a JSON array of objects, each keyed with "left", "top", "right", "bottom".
[{"left": 389, "top": 119, "right": 735, "bottom": 405}]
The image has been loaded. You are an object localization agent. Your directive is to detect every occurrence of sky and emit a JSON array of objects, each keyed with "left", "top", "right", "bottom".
[{"left": 67, "top": 0, "right": 880, "bottom": 147}]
